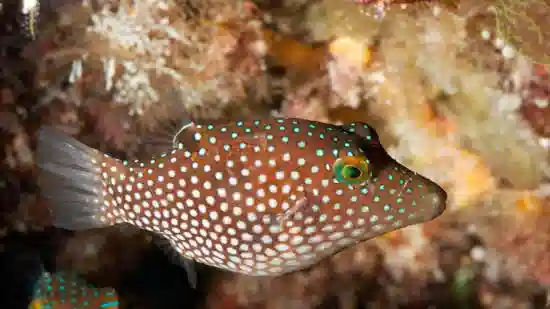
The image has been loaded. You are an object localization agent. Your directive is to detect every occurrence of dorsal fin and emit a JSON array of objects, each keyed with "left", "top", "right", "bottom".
[
  {"left": 138, "top": 88, "right": 200, "bottom": 157},
  {"left": 139, "top": 117, "right": 198, "bottom": 156}
]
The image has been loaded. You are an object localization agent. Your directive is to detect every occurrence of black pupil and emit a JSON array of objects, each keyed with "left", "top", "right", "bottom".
[{"left": 345, "top": 166, "right": 362, "bottom": 179}]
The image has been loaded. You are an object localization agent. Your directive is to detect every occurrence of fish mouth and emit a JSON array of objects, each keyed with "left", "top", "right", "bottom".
[
  {"left": 365, "top": 164, "right": 448, "bottom": 226},
  {"left": 355, "top": 134, "right": 448, "bottom": 222},
  {"left": 399, "top": 169, "right": 448, "bottom": 222},
  {"left": 419, "top": 176, "right": 447, "bottom": 221}
]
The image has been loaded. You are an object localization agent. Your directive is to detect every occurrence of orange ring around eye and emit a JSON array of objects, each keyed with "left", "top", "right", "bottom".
[{"left": 29, "top": 299, "right": 44, "bottom": 309}]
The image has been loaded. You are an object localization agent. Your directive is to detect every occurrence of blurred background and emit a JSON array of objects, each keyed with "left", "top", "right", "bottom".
[{"left": 0, "top": 0, "right": 549, "bottom": 308}]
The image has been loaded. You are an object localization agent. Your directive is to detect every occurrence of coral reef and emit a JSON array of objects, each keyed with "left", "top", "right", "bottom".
[{"left": 0, "top": 0, "right": 549, "bottom": 308}]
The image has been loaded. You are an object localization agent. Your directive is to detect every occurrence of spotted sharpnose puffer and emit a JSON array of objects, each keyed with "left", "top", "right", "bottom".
[{"left": 37, "top": 117, "right": 447, "bottom": 279}]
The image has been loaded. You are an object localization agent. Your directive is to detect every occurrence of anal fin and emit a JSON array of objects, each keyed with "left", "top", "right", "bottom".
[{"left": 153, "top": 235, "right": 198, "bottom": 289}]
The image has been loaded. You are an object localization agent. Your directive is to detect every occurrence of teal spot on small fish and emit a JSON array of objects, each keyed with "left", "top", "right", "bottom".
[
  {"left": 32, "top": 271, "right": 120, "bottom": 309},
  {"left": 101, "top": 301, "right": 120, "bottom": 308}
]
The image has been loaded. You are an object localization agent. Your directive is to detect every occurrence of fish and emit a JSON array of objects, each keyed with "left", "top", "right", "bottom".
[
  {"left": 29, "top": 271, "right": 119, "bottom": 309},
  {"left": 36, "top": 117, "right": 447, "bottom": 279}
]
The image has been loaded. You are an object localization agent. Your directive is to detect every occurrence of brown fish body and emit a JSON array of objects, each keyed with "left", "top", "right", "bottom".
[{"left": 38, "top": 118, "right": 447, "bottom": 277}]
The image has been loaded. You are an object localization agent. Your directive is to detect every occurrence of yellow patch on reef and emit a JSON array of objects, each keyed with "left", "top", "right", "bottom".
[
  {"left": 262, "top": 28, "right": 328, "bottom": 74},
  {"left": 29, "top": 299, "right": 43, "bottom": 309},
  {"left": 378, "top": 229, "right": 401, "bottom": 241},
  {"left": 328, "top": 36, "right": 372, "bottom": 70},
  {"left": 211, "top": 18, "right": 329, "bottom": 76},
  {"left": 515, "top": 191, "right": 543, "bottom": 214},
  {"left": 407, "top": 134, "right": 495, "bottom": 210},
  {"left": 448, "top": 150, "right": 495, "bottom": 208}
]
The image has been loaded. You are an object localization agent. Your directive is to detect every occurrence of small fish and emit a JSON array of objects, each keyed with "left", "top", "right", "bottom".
[
  {"left": 29, "top": 271, "right": 119, "bottom": 309},
  {"left": 37, "top": 117, "right": 447, "bottom": 279}
]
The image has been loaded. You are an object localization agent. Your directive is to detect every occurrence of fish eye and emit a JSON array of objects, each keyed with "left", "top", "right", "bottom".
[
  {"left": 333, "top": 156, "right": 370, "bottom": 185},
  {"left": 342, "top": 165, "right": 362, "bottom": 179}
]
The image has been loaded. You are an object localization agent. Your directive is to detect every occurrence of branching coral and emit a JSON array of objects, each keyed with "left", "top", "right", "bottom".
[{"left": 34, "top": 0, "right": 270, "bottom": 119}]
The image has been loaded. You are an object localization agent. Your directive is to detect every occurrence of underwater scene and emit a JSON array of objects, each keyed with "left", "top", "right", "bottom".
[{"left": 0, "top": 0, "right": 549, "bottom": 308}]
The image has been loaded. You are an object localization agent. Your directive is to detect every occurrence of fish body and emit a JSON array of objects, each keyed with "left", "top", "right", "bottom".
[
  {"left": 30, "top": 271, "right": 119, "bottom": 309},
  {"left": 37, "top": 117, "right": 447, "bottom": 277}
]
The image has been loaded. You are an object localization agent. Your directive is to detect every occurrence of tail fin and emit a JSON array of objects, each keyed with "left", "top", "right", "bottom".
[{"left": 36, "top": 127, "right": 113, "bottom": 230}]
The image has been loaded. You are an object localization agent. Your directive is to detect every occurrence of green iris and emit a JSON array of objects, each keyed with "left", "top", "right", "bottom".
[
  {"left": 333, "top": 156, "right": 370, "bottom": 185},
  {"left": 343, "top": 165, "right": 361, "bottom": 178}
]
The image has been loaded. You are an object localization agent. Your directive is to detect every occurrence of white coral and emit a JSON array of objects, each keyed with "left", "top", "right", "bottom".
[
  {"left": 87, "top": 2, "right": 183, "bottom": 58},
  {"left": 81, "top": 1, "right": 183, "bottom": 114}
]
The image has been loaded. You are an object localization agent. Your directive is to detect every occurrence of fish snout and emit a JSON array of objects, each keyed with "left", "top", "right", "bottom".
[{"left": 421, "top": 179, "right": 447, "bottom": 221}]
